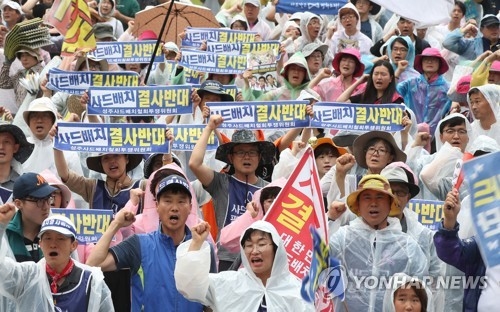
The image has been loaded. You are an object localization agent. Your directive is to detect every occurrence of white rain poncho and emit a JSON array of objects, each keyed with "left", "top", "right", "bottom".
[
  {"left": 406, "top": 113, "right": 472, "bottom": 201},
  {"left": 382, "top": 273, "right": 433, "bottom": 312},
  {"left": 329, "top": 2, "right": 373, "bottom": 56},
  {"left": 466, "top": 84, "right": 500, "bottom": 145},
  {"left": 0, "top": 224, "right": 113, "bottom": 312},
  {"left": 294, "top": 12, "right": 324, "bottom": 52},
  {"left": 329, "top": 217, "right": 428, "bottom": 312},
  {"left": 175, "top": 220, "right": 314, "bottom": 312}
]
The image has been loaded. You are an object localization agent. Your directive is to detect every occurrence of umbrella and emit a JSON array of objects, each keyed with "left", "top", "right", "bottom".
[{"left": 134, "top": 1, "right": 220, "bottom": 47}]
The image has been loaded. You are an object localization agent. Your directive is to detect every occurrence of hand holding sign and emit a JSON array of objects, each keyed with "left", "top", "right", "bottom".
[{"left": 443, "top": 188, "right": 460, "bottom": 230}]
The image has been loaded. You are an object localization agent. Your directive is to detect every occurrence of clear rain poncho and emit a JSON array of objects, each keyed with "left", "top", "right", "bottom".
[
  {"left": 418, "top": 113, "right": 472, "bottom": 200},
  {"left": 0, "top": 224, "right": 113, "bottom": 312},
  {"left": 329, "top": 2, "right": 373, "bottom": 56},
  {"left": 329, "top": 217, "right": 428, "bottom": 312},
  {"left": 384, "top": 36, "right": 420, "bottom": 83},
  {"left": 466, "top": 84, "right": 500, "bottom": 146},
  {"left": 396, "top": 70, "right": 451, "bottom": 137},
  {"left": 175, "top": 220, "right": 315, "bottom": 312}
]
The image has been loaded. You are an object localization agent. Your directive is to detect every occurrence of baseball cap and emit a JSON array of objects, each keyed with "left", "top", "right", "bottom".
[
  {"left": 0, "top": 1, "right": 22, "bottom": 14},
  {"left": 156, "top": 175, "right": 192, "bottom": 200},
  {"left": 38, "top": 215, "right": 77, "bottom": 239},
  {"left": 481, "top": 14, "right": 500, "bottom": 28},
  {"left": 13, "top": 172, "right": 57, "bottom": 199},
  {"left": 244, "top": 0, "right": 261, "bottom": 8}
]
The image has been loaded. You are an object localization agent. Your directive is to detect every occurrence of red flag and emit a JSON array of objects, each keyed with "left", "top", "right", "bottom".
[
  {"left": 264, "top": 147, "right": 332, "bottom": 311},
  {"left": 263, "top": 146, "right": 328, "bottom": 277}
]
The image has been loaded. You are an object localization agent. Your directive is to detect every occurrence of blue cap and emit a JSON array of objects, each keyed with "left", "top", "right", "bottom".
[
  {"left": 13, "top": 172, "right": 57, "bottom": 199},
  {"left": 156, "top": 175, "right": 191, "bottom": 200}
]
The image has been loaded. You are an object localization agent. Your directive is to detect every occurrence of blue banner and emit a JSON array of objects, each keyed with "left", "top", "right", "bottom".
[
  {"left": 407, "top": 199, "right": 444, "bottom": 231},
  {"left": 206, "top": 41, "right": 280, "bottom": 56},
  {"left": 169, "top": 124, "right": 219, "bottom": 151},
  {"left": 209, "top": 101, "right": 309, "bottom": 129},
  {"left": 88, "top": 85, "right": 192, "bottom": 116},
  {"left": 276, "top": 0, "right": 347, "bottom": 15},
  {"left": 463, "top": 152, "right": 500, "bottom": 267},
  {"left": 88, "top": 41, "right": 164, "bottom": 63},
  {"left": 311, "top": 103, "right": 404, "bottom": 131},
  {"left": 181, "top": 27, "right": 257, "bottom": 48},
  {"left": 179, "top": 49, "right": 248, "bottom": 74},
  {"left": 54, "top": 122, "right": 170, "bottom": 154},
  {"left": 47, "top": 68, "right": 139, "bottom": 95},
  {"left": 51, "top": 208, "right": 113, "bottom": 244}
]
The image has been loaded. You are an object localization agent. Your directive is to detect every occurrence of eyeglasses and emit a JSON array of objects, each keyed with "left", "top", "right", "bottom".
[
  {"left": 24, "top": 196, "right": 53, "bottom": 208},
  {"left": 443, "top": 128, "right": 468, "bottom": 136},
  {"left": 244, "top": 243, "right": 273, "bottom": 253},
  {"left": 392, "top": 47, "right": 408, "bottom": 53},
  {"left": 366, "top": 147, "right": 389, "bottom": 156},
  {"left": 341, "top": 14, "right": 356, "bottom": 22},
  {"left": 232, "top": 150, "right": 260, "bottom": 158}
]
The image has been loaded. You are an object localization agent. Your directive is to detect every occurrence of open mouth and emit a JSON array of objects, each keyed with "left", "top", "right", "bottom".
[
  {"left": 169, "top": 215, "right": 179, "bottom": 224},
  {"left": 368, "top": 210, "right": 380, "bottom": 217},
  {"left": 251, "top": 257, "right": 263, "bottom": 265},
  {"left": 49, "top": 251, "right": 59, "bottom": 257}
]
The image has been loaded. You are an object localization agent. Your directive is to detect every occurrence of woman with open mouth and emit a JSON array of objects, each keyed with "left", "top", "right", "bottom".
[
  {"left": 336, "top": 60, "right": 404, "bottom": 105},
  {"left": 175, "top": 220, "right": 315, "bottom": 311}
]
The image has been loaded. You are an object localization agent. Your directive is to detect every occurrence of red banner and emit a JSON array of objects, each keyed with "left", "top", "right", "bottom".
[{"left": 264, "top": 147, "right": 328, "bottom": 278}]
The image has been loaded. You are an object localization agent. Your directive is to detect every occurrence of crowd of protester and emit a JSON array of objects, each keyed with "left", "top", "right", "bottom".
[{"left": 0, "top": 0, "right": 498, "bottom": 311}]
